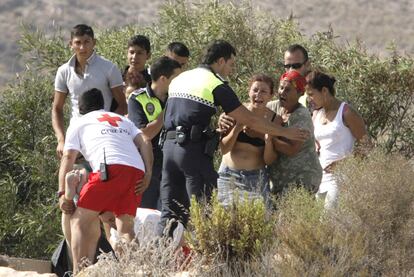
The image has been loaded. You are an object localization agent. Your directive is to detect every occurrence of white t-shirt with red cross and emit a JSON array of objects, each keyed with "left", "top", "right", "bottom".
[{"left": 64, "top": 110, "right": 145, "bottom": 172}]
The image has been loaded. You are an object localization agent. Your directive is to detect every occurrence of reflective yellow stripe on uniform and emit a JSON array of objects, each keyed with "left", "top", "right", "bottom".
[
  {"left": 134, "top": 91, "right": 163, "bottom": 122},
  {"left": 168, "top": 67, "right": 223, "bottom": 108}
]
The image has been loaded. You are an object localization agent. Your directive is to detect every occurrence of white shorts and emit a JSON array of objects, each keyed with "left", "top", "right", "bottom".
[{"left": 316, "top": 173, "right": 338, "bottom": 209}]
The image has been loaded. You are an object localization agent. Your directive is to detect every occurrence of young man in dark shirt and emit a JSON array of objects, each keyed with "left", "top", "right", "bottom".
[
  {"left": 128, "top": 56, "right": 181, "bottom": 209},
  {"left": 124, "top": 35, "right": 152, "bottom": 84}
]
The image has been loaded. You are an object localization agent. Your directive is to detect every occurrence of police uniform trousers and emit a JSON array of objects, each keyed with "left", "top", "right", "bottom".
[
  {"left": 157, "top": 138, "right": 218, "bottom": 236},
  {"left": 140, "top": 148, "right": 163, "bottom": 210}
]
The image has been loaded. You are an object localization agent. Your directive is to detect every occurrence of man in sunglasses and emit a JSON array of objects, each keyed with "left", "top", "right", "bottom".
[
  {"left": 283, "top": 44, "right": 310, "bottom": 74},
  {"left": 283, "top": 44, "right": 311, "bottom": 107}
]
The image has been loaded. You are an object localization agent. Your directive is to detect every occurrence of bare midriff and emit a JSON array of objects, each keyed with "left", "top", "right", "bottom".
[{"left": 222, "top": 141, "right": 265, "bottom": 171}]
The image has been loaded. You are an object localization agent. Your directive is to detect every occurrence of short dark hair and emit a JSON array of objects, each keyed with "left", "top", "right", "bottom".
[
  {"left": 167, "top": 42, "right": 190, "bottom": 57},
  {"left": 202, "top": 40, "right": 236, "bottom": 65},
  {"left": 150, "top": 56, "right": 181, "bottom": 82},
  {"left": 287, "top": 44, "right": 309, "bottom": 62},
  {"left": 306, "top": 71, "right": 336, "bottom": 96},
  {"left": 248, "top": 74, "right": 275, "bottom": 95},
  {"left": 128, "top": 35, "right": 151, "bottom": 53},
  {"left": 79, "top": 88, "right": 104, "bottom": 115},
  {"left": 71, "top": 24, "right": 94, "bottom": 39}
]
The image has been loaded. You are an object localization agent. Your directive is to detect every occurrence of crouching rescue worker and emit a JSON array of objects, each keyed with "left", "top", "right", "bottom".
[{"left": 58, "top": 88, "right": 153, "bottom": 273}]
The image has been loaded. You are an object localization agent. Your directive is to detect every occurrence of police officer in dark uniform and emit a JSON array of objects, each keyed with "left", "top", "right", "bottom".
[
  {"left": 128, "top": 56, "right": 181, "bottom": 209},
  {"left": 158, "top": 40, "right": 308, "bottom": 236}
]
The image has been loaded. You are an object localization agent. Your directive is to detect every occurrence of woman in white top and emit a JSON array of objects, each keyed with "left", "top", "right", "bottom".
[{"left": 306, "top": 71, "right": 368, "bottom": 209}]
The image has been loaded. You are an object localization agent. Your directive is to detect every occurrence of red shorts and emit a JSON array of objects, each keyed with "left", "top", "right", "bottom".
[{"left": 77, "top": 164, "right": 144, "bottom": 217}]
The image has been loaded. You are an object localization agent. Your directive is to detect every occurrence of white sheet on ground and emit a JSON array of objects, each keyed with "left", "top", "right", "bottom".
[{"left": 110, "top": 208, "right": 184, "bottom": 248}]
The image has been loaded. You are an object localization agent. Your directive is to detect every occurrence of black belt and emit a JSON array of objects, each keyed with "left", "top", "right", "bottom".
[
  {"left": 165, "top": 125, "right": 215, "bottom": 142},
  {"left": 164, "top": 127, "right": 219, "bottom": 157}
]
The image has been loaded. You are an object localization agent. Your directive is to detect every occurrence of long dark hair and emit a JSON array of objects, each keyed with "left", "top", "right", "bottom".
[{"left": 306, "top": 71, "right": 336, "bottom": 96}]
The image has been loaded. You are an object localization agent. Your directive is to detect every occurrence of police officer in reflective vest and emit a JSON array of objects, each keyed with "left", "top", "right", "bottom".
[
  {"left": 157, "top": 40, "right": 308, "bottom": 236},
  {"left": 128, "top": 56, "right": 181, "bottom": 209}
]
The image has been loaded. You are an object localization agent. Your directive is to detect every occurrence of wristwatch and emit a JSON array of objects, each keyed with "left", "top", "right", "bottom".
[{"left": 57, "top": 191, "right": 65, "bottom": 198}]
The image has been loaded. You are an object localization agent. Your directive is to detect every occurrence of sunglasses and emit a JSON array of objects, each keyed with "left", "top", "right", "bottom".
[{"left": 283, "top": 62, "right": 305, "bottom": 69}]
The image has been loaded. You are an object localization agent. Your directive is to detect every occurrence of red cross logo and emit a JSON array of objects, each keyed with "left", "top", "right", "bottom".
[{"left": 97, "top": 113, "right": 122, "bottom": 127}]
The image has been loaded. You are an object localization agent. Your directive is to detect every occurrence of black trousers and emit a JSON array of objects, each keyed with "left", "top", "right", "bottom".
[
  {"left": 157, "top": 138, "right": 218, "bottom": 236},
  {"left": 140, "top": 148, "right": 163, "bottom": 210}
]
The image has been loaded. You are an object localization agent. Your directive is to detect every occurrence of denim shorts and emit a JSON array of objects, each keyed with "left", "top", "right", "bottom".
[{"left": 217, "top": 166, "right": 270, "bottom": 207}]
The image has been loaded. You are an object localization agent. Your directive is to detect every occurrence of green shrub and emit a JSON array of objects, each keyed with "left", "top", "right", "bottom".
[
  {"left": 0, "top": 71, "right": 61, "bottom": 258},
  {"left": 18, "top": 23, "right": 71, "bottom": 73},
  {"left": 186, "top": 191, "right": 274, "bottom": 263},
  {"left": 308, "top": 32, "right": 414, "bottom": 157}
]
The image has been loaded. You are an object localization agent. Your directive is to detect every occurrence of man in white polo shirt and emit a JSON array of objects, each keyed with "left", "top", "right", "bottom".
[
  {"left": 52, "top": 24, "right": 126, "bottom": 158},
  {"left": 58, "top": 88, "right": 153, "bottom": 273}
]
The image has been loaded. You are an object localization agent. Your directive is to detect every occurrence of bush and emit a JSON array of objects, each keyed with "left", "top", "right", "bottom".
[
  {"left": 274, "top": 187, "right": 369, "bottom": 276},
  {"left": 335, "top": 150, "right": 414, "bottom": 275},
  {"left": 186, "top": 191, "right": 274, "bottom": 263},
  {"left": 152, "top": 1, "right": 414, "bottom": 157},
  {"left": 273, "top": 150, "right": 414, "bottom": 276},
  {"left": 307, "top": 32, "right": 414, "bottom": 157},
  {"left": 0, "top": 72, "right": 61, "bottom": 258}
]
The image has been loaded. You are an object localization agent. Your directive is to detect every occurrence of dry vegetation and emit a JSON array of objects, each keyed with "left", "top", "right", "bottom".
[{"left": 1, "top": 0, "right": 414, "bottom": 87}]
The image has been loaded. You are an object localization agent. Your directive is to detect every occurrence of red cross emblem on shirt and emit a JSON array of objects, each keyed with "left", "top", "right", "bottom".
[{"left": 97, "top": 113, "right": 122, "bottom": 127}]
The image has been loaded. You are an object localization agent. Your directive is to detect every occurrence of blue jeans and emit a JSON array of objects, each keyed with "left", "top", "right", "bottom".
[{"left": 217, "top": 166, "right": 270, "bottom": 207}]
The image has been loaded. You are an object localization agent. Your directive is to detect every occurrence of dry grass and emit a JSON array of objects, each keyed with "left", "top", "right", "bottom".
[
  {"left": 334, "top": 151, "right": 414, "bottom": 275},
  {"left": 274, "top": 150, "right": 414, "bottom": 276},
  {"left": 78, "top": 238, "right": 197, "bottom": 277}
]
